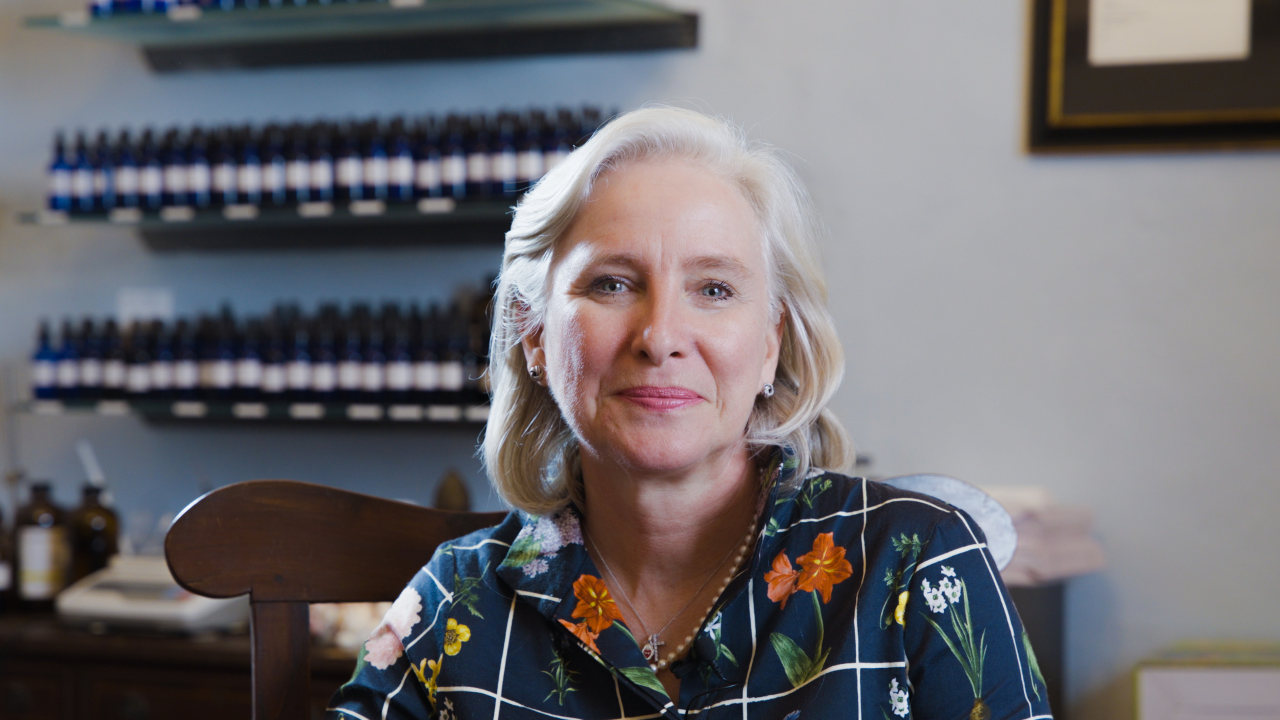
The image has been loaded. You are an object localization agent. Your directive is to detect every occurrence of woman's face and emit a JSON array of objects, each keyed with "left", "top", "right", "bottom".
[{"left": 524, "top": 158, "right": 783, "bottom": 476}]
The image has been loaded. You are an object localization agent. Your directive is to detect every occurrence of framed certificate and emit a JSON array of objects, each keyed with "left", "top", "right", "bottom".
[{"left": 1026, "top": 0, "right": 1280, "bottom": 152}]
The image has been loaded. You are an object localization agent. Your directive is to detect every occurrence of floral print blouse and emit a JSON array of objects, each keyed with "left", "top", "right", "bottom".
[{"left": 329, "top": 453, "right": 1053, "bottom": 720}]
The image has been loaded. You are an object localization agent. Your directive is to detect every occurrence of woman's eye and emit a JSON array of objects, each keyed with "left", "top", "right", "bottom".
[
  {"left": 700, "top": 283, "right": 732, "bottom": 300},
  {"left": 595, "top": 278, "right": 626, "bottom": 294}
]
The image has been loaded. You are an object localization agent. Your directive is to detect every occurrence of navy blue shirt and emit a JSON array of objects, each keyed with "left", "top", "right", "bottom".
[{"left": 330, "top": 453, "right": 1053, "bottom": 720}]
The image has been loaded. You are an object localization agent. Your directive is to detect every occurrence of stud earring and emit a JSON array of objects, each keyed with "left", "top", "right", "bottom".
[
  {"left": 529, "top": 366, "right": 545, "bottom": 382},
  {"left": 761, "top": 383, "right": 775, "bottom": 398}
]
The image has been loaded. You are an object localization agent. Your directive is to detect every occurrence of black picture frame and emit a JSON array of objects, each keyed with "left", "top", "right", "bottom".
[{"left": 1026, "top": 0, "right": 1280, "bottom": 153}]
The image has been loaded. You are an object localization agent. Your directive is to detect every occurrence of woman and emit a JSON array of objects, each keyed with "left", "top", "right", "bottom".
[{"left": 331, "top": 108, "right": 1051, "bottom": 720}]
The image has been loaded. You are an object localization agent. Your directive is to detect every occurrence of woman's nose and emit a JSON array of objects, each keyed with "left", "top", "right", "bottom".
[{"left": 630, "top": 284, "right": 689, "bottom": 364}]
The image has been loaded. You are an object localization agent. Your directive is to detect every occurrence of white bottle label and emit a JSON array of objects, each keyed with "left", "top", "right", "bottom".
[
  {"left": 175, "top": 360, "right": 199, "bottom": 389},
  {"left": 164, "top": 163, "right": 188, "bottom": 194},
  {"left": 391, "top": 156, "right": 414, "bottom": 187},
  {"left": 416, "top": 158, "right": 441, "bottom": 191},
  {"left": 466, "top": 153, "right": 489, "bottom": 183},
  {"left": 74, "top": 168, "right": 94, "bottom": 199},
  {"left": 262, "top": 162, "right": 286, "bottom": 193},
  {"left": 116, "top": 166, "right": 139, "bottom": 196},
  {"left": 311, "top": 159, "right": 334, "bottom": 192},
  {"left": 151, "top": 360, "right": 174, "bottom": 390},
  {"left": 49, "top": 169, "right": 72, "bottom": 198},
  {"left": 80, "top": 358, "right": 103, "bottom": 387},
  {"left": 414, "top": 361, "right": 440, "bottom": 391},
  {"left": 238, "top": 164, "right": 262, "bottom": 195},
  {"left": 387, "top": 362, "right": 413, "bottom": 391},
  {"left": 361, "top": 363, "right": 385, "bottom": 393},
  {"left": 365, "top": 156, "right": 389, "bottom": 187},
  {"left": 18, "top": 526, "right": 69, "bottom": 600},
  {"left": 441, "top": 361, "right": 465, "bottom": 391},
  {"left": 55, "top": 359, "right": 78, "bottom": 388},
  {"left": 517, "top": 150, "right": 543, "bottom": 182},
  {"left": 142, "top": 166, "right": 164, "bottom": 197},
  {"left": 33, "top": 360, "right": 56, "bottom": 388},
  {"left": 199, "top": 360, "right": 215, "bottom": 388},
  {"left": 287, "top": 160, "right": 309, "bottom": 191},
  {"left": 237, "top": 358, "right": 263, "bottom": 388},
  {"left": 337, "top": 157, "right": 362, "bottom": 188},
  {"left": 212, "top": 360, "right": 235, "bottom": 389},
  {"left": 494, "top": 151, "right": 517, "bottom": 183},
  {"left": 103, "top": 359, "right": 127, "bottom": 388},
  {"left": 188, "top": 163, "right": 212, "bottom": 194},
  {"left": 338, "top": 361, "right": 362, "bottom": 390},
  {"left": 127, "top": 364, "right": 151, "bottom": 393},
  {"left": 442, "top": 155, "right": 466, "bottom": 186},
  {"left": 286, "top": 361, "right": 312, "bottom": 390},
  {"left": 94, "top": 169, "right": 111, "bottom": 197},
  {"left": 213, "top": 163, "right": 235, "bottom": 194},
  {"left": 311, "top": 363, "right": 337, "bottom": 393},
  {"left": 262, "top": 365, "right": 286, "bottom": 394}
]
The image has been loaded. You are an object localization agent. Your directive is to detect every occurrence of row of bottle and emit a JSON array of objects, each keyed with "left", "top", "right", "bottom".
[
  {"left": 0, "top": 482, "right": 119, "bottom": 612},
  {"left": 47, "top": 107, "right": 610, "bottom": 214},
  {"left": 32, "top": 293, "right": 494, "bottom": 407},
  {"left": 90, "top": 0, "right": 406, "bottom": 17}
]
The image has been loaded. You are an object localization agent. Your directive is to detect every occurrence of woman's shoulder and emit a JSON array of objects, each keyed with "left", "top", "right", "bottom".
[
  {"left": 780, "top": 468, "right": 961, "bottom": 523},
  {"left": 427, "top": 510, "right": 524, "bottom": 578}
]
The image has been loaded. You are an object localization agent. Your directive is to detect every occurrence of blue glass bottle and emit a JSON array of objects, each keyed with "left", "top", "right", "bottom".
[
  {"left": 465, "top": 115, "right": 492, "bottom": 198},
  {"left": 263, "top": 128, "right": 287, "bottom": 207},
  {"left": 414, "top": 118, "right": 442, "bottom": 200},
  {"left": 390, "top": 120, "right": 415, "bottom": 203},
  {"left": 236, "top": 320, "right": 263, "bottom": 402},
  {"left": 545, "top": 110, "right": 574, "bottom": 174},
  {"left": 311, "top": 321, "right": 338, "bottom": 402},
  {"left": 212, "top": 128, "right": 237, "bottom": 207},
  {"left": 102, "top": 320, "right": 129, "bottom": 401},
  {"left": 516, "top": 114, "right": 545, "bottom": 193},
  {"left": 173, "top": 320, "right": 201, "bottom": 401},
  {"left": 140, "top": 130, "right": 165, "bottom": 210},
  {"left": 336, "top": 129, "right": 363, "bottom": 202},
  {"left": 114, "top": 130, "right": 140, "bottom": 209},
  {"left": 442, "top": 116, "right": 467, "bottom": 201},
  {"left": 386, "top": 320, "right": 414, "bottom": 405},
  {"left": 338, "top": 318, "right": 364, "bottom": 403},
  {"left": 32, "top": 321, "right": 58, "bottom": 400},
  {"left": 73, "top": 132, "right": 95, "bottom": 214},
  {"left": 125, "top": 323, "right": 153, "bottom": 400},
  {"left": 212, "top": 319, "right": 238, "bottom": 401},
  {"left": 47, "top": 132, "right": 72, "bottom": 212},
  {"left": 162, "top": 130, "right": 189, "bottom": 207},
  {"left": 361, "top": 323, "right": 386, "bottom": 404},
  {"left": 188, "top": 128, "right": 212, "bottom": 209},
  {"left": 237, "top": 127, "right": 263, "bottom": 207},
  {"left": 56, "top": 318, "right": 81, "bottom": 400},
  {"left": 78, "top": 319, "right": 103, "bottom": 401},
  {"left": 149, "top": 321, "right": 175, "bottom": 401},
  {"left": 310, "top": 126, "right": 335, "bottom": 203},
  {"left": 286, "top": 324, "right": 313, "bottom": 403},
  {"left": 492, "top": 115, "right": 518, "bottom": 198},
  {"left": 261, "top": 321, "right": 287, "bottom": 403},
  {"left": 363, "top": 122, "right": 389, "bottom": 202},
  {"left": 286, "top": 125, "right": 310, "bottom": 205},
  {"left": 93, "top": 130, "right": 116, "bottom": 212}
]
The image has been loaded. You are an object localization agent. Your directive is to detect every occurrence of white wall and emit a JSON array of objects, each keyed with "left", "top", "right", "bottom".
[{"left": 2, "top": 1, "right": 1278, "bottom": 717}]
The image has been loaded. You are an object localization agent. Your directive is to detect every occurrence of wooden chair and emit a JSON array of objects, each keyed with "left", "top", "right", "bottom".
[{"left": 165, "top": 480, "right": 507, "bottom": 720}]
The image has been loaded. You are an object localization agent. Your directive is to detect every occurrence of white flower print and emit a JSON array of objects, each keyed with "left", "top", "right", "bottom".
[
  {"left": 921, "top": 578, "right": 947, "bottom": 614},
  {"left": 362, "top": 586, "right": 423, "bottom": 670},
  {"left": 940, "top": 576, "right": 962, "bottom": 605},
  {"left": 704, "top": 612, "right": 723, "bottom": 637},
  {"left": 941, "top": 565, "right": 956, "bottom": 578},
  {"left": 439, "top": 697, "right": 455, "bottom": 720},
  {"left": 888, "top": 677, "right": 910, "bottom": 717},
  {"left": 522, "top": 557, "right": 549, "bottom": 578}
]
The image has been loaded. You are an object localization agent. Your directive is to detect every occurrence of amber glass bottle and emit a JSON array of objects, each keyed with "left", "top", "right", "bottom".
[
  {"left": 70, "top": 485, "right": 119, "bottom": 583},
  {"left": 14, "top": 482, "right": 70, "bottom": 611}
]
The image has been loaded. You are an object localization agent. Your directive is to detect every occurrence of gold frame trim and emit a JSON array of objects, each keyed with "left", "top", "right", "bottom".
[{"left": 1046, "top": 0, "right": 1280, "bottom": 128}]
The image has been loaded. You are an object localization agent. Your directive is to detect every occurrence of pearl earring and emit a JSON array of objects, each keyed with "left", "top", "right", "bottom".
[
  {"left": 761, "top": 383, "right": 775, "bottom": 397},
  {"left": 529, "top": 366, "right": 545, "bottom": 382}
]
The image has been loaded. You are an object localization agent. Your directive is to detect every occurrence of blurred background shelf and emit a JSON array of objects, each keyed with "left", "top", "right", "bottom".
[
  {"left": 22, "top": 398, "right": 490, "bottom": 425},
  {"left": 16, "top": 199, "right": 513, "bottom": 252},
  {"left": 24, "top": 0, "right": 699, "bottom": 72}
]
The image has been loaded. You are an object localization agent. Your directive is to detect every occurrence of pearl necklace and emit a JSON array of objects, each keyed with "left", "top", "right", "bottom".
[{"left": 585, "top": 468, "right": 764, "bottom": 672}]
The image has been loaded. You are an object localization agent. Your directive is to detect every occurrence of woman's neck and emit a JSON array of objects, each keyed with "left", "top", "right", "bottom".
[{"left": 579, "top": 446, "right": 762, "bottom": 610}]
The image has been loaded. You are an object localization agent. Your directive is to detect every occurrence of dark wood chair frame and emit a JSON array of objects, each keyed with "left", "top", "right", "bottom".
[{"left": 165, "top": 480, "right": 507, "bottom": 720}]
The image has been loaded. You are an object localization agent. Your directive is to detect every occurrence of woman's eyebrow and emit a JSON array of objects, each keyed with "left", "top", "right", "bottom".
[{"left": 686, "top": 255, "right": 752, "bottom": 277}]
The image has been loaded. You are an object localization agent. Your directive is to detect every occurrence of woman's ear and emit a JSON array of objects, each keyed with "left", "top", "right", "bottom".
[
  {"left": 517, "top": 302, "right": 547, "bottom": 376},
  {"left": 761, "top": 305, "right": 785, "bottom": 387}
]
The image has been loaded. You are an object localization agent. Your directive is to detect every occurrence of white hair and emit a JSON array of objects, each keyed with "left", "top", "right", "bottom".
[{"left": 482, "top": 106, "right": 853, "bottom": 515}]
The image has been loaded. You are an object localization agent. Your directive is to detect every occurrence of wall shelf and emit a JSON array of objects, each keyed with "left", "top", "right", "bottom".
[
  {"left": 24, "top": 0, "right": 698, "bottom": 72},
  {"left": 16, "top": 198, "right": 513, "bottom": 251},
  {"left": 23, "top": 398, "right": 489, "bottom": 425}
]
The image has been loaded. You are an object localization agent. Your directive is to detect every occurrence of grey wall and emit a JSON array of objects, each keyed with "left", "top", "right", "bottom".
[{"left": 2, "top": 0, "right": 1278, "bottom": 717}]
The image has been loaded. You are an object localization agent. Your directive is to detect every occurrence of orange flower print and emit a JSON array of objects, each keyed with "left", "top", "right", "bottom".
[
  {"left": 570, "top": 574, "right": 622, "bottom": 634},
  {"left": 796, "top": 532, "right": 853, "bottom": 603},
  {"left": 763, "top": 551, "right": 800, "bottom": 608},
  {"left": 559, "top": 618, "right": 602, "bottom": 655}
]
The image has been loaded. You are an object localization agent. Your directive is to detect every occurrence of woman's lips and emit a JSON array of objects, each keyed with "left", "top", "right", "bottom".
[{"left": 616, "top": 386, "right": 704, "bottom": 411}]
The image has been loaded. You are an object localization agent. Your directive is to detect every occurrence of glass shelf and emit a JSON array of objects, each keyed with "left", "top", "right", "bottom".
[
  {"left": 16, "top": 198, "right": 513, "bottom": 251},
  {"left": 24, "top": 0, "right": 698, "bottom": 72},
  {"left": 23, "top": 398, "right": 490, "bottom": 424}
]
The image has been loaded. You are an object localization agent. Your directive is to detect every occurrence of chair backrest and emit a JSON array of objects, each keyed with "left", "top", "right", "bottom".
[{"left": 165, "top": 480, "right": 507, "bottom": 720}]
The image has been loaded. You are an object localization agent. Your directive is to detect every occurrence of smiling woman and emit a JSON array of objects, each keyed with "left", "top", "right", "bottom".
[{"left": 329, "top": 108, "right": 1053, "bottom": 720}]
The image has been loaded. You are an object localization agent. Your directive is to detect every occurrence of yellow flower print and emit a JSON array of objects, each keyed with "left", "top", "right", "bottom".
[
  {"left": 444, "top": 618, "right": 471, "bottom": 656},
  {"left": 894, "top": 591, "right": 909, "bottom": 626},
  {"left": 411, "top": 655, "right": 443, "bottom": 709}
]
